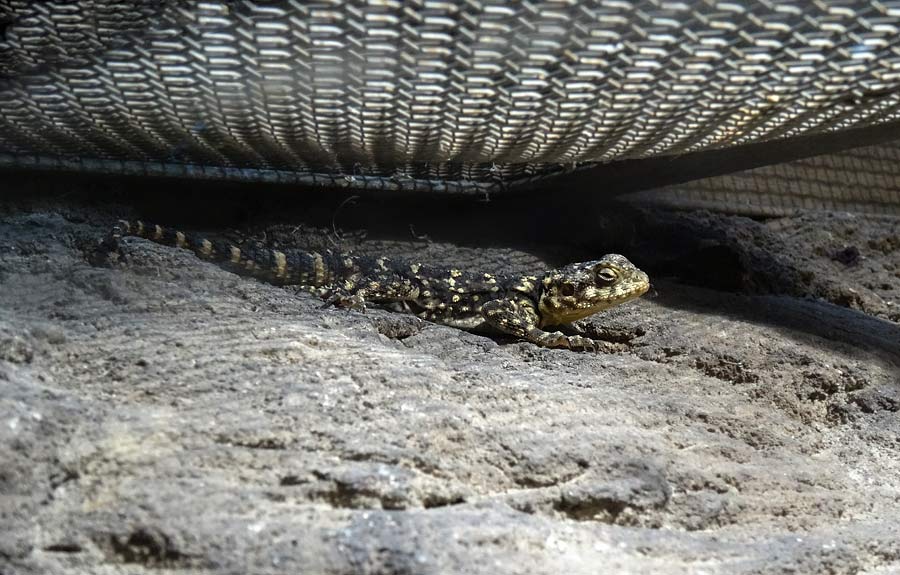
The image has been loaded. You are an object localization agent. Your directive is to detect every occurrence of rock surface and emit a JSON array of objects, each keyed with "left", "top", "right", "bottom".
[{"left": 1, "top": 189, "right": 900, "bottom": 574}]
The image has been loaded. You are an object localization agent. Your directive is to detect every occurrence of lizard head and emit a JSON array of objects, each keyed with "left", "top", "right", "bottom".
[{"left": 537, "top": 254, "right": 650, "bottom": 326}]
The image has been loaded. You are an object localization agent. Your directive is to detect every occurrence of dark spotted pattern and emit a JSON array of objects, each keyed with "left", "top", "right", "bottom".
[{"left": 110, "top": 221, "right": 650, "bottom": 351}]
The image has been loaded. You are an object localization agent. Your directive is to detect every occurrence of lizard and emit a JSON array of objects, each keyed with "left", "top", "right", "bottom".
[{"left": 104, "top": 220, "right": 650, "bottom": 351}]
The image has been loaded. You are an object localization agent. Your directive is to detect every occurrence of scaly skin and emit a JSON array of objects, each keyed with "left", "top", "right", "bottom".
[{"left": 107, "top": 220, "right": 650, "bottom": 351}]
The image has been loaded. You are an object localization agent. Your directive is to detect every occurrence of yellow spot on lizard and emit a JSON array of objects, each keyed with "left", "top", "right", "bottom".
[
  {"left": 313, "top": 252, "right": 325, "bottom": 285},
  {"left": 273, "top": 250, "right": 287, "bottom": 279}
]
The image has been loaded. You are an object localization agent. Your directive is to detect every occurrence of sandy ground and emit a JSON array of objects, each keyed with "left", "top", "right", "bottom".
[{"left": 1, "top": 185, "right": 899, "bottom": 574}]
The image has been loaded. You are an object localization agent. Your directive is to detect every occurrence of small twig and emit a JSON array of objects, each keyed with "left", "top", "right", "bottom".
[
  {"left": 409, "top": 224, "right": 430, "bottom": 242},
  {"left": 331, "top": 195, "right": 359, "bottom": 242}
]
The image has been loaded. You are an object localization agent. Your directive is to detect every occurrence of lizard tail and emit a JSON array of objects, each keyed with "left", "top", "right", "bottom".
[{"left": 112, "top": 220, "right": 335, "bottom": 287}]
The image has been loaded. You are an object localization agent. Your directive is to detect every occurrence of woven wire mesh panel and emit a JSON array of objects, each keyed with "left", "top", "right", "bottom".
[
  {"left": 1, "top": 1, "right": 900, "bottom": 192},
  {"left": 625, "top": 140, "right": 900, "bottom": 215}
]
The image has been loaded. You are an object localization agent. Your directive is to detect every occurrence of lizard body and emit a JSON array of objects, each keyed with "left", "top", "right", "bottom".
[{"left": 109, "top": 220, "right": 650, "bottom": 351}]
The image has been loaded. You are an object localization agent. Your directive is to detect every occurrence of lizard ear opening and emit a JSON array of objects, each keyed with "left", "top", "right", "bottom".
[{"left": 560, "top": 284, "right": 576, "bottom": 296}]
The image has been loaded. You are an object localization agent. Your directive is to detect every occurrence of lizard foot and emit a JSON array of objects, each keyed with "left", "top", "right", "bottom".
[
  {"left": 535, "top": 330, "right": 620, "bottom": 352},
  {"left": 88, "top": 229, "right": 124, "bottom": 267},
  {"left": 321, "top": 290, "right": 367, "bottom": 313}
]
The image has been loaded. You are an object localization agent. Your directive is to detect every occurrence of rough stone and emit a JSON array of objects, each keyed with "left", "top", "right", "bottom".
[{"left": 1, "top": 193, "right": 899, "bottom": 575}]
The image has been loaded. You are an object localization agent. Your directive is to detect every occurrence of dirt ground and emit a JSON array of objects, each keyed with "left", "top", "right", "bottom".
[{"left": 1, "top": 180, "right": 899, "bottom": 575}]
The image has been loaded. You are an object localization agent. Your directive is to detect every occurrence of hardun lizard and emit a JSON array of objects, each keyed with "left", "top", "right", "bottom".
[{"left": 109, "top": 221, "right": 650, "bottom": 351}]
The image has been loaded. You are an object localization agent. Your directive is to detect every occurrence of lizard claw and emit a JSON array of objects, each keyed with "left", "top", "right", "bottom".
[
  {"left": 565, "top": 334, "right": 599, "bottom": 352},
  {"left": 566, "top": 334, "right": 624, "bottom": 353}
]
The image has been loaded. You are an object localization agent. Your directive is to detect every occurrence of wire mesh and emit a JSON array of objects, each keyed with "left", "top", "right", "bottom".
[{"left": 1, "top": 1, "right": 899, "bottom": 192}]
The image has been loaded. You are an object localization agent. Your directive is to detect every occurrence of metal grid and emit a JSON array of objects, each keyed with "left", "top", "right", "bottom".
[
  {"left": 1, "top": 1, "right": 900, "bottom": 192},
  {"left": 625, "top": 140, "right": 900, "bottom": 216}
]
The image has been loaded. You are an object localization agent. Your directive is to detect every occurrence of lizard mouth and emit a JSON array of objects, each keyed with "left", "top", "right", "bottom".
[
  {"left": 540, "top": 293, "right": 644, "bottom": 326},
  {"left": 598, "top": 283, "right": 649, "bottom": 308}
]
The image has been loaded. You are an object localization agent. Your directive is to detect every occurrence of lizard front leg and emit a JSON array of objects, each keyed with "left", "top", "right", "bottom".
[{"left": 480, "top": 298, "right": 602, "bottom": 351}]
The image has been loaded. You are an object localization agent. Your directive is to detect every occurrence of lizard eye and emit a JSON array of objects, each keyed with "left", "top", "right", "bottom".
[
  {"left": 560, "top": 284, "right": 576, "bottom": 296},
  {"left": 596, "top": 268, "right": 619, "bottom": 284}
]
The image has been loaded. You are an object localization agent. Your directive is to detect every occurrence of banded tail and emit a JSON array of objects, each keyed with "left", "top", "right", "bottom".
[{"left": 111, "top": 220, "right": 338, "bottom": 287}]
